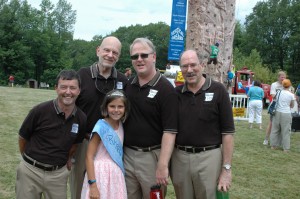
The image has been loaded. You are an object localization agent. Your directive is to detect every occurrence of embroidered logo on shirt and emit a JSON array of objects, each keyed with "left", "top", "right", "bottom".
[
  {"left": 116, "top": 81, "right": 123, "bottom": 89},
  {"left": 71, "top": 123, "right": 79, "bottom": 134},
  {"left": 205, "top": 93, "right": 214, "bottom": 101},
  {"left": 148, "top": 89, "right": 158, "bottom": 98}
]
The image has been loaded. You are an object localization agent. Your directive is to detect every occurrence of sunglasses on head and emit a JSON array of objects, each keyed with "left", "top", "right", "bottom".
[{"left": 130, "top": 53, "right": 153, "bottom": 60}]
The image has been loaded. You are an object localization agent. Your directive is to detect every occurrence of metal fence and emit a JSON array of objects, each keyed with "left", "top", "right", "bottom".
[{"left": 229, "top": 94, "right": 249, "bottom": 121}]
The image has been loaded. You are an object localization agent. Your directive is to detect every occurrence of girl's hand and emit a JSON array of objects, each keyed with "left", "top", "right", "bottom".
[{"left": 89, "top": 184, "right": 100, "bottom": 199}]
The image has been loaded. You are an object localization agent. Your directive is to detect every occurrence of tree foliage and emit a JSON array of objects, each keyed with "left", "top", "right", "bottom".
[
  {"left": 111, "top": 22, "right": 170, "bottom": 73},
  {"left": 241, "top": 0, "right": 300, "bottom": 83},
  {"left": 233, "top": 48, "right": 276, "bottom": 84},
  {"left": 0, "top": 0, "right": 76, "bottom": 86}
]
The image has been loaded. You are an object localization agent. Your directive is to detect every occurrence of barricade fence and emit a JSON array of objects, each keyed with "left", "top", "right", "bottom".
[{"left": 229, "top": 94, "right": 249, "bottom": 121}]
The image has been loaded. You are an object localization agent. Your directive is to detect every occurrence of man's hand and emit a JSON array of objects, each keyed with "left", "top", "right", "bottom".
[
  {"left": 156, "top": 164, "right": 169, "bottom": 186},
  {"left": 217, "top": 169, "right": 232, "bottom": 192}
]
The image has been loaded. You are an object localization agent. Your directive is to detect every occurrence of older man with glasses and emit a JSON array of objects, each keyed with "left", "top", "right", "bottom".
[
  {"left": 123, "top": 38, "right": 179, "bottom": 199},
  {"left": 69, "top": 36, "right": 128, "bottom": 199},
  {"left": 170, "top": 49, "right": 235, "bottom": 199}
]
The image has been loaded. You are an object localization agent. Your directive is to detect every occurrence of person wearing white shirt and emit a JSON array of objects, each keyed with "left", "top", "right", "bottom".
[
  {"left": 263, "top": 71, "right": 286, "bottom": 145},
  {"left": 270, "top": 79, "right": 295, "bottom": 152}
]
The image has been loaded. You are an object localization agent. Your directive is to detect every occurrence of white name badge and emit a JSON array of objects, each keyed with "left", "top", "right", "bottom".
[
  {"left": 148, "top": 89, "right": 158, "bottom": 98},
  {"left": 116, "top": 81, "right": 123, "bottom": 89},
  {"left": 205, "top": 93, "right": 214, "bottom": 101},
  {"left": 71, "top": 123, "right": 79, "bottom": 134}
]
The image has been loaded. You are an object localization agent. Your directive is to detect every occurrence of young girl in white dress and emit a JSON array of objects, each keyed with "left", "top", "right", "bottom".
[{"left": 81, "top": 90, "right": 129, "bottom": 199}]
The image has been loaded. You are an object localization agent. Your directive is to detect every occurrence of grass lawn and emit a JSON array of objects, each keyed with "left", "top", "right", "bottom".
[{"left": 1, "top": 86, "right": 300, "bottom": 199}]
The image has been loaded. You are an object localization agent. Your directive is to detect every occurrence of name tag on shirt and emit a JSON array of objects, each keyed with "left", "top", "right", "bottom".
[
  {"left": 205, "top": 93, "right": 214, "bottom": 101},
  {"left": 116, "top": 81, "right": 123, "bottom": 89},
  {"left": 71, "top": 123, "right": 79, "bottom": 134},
  {"left": 148, "top": 89, "right": 158, "bottom": 98}
]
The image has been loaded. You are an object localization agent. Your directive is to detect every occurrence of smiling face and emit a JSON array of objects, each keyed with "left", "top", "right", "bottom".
[
  {"left": 106, "top": 98, "right": 125, "bottom": 122},
  {"left": 130, "top": 42, "right": 156, "bottom": 78},
  {"left": 55, "top": 79, "right": 80, "bottom": 107},
  {"left": 97, "top": 36, "right": 121, "bottom": 68},
  {"left": 180, "top": 50, "right": 204, "bottom": 86}
]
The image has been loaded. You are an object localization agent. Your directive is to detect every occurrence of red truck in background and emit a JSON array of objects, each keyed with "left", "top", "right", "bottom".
[{"left": 232, "top": 67, "right": 271, "bottom": 106}]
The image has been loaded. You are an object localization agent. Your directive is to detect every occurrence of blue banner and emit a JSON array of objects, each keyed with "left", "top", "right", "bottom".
[{"left": 168, "top": 0, "right": 187, "bottom": 61}]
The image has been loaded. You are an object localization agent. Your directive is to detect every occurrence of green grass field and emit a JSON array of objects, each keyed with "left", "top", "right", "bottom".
[{"left": 1, "top": 86, "right": 300, "bottom": 199}]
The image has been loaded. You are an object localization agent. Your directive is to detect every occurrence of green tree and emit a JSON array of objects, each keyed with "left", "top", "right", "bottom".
[
  {"left": 111, "top": 22, "right": 170, "bottom": 72},
  {"left": 233, "top": 48, "right": 276, "bottom": 85},
  {"left": 67, "top": 39, "right": 98, "bottom": 70},
  {"left": 244, "top": 0, "right": 292, "bottom": 71},
  {"left": 233, "top": 20, "right": 246, "bottom": 52},
  {"left": 53, "top": 0, "right": 76, "bottom": 41},
  {"left": 287, "top": 0, "right": 300, "bottom": 82},
  {"left": 0, "top": 0, "right": 33, "bottom": 85}
]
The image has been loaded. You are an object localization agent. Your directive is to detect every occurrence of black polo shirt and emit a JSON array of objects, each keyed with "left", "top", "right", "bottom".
[
  {"left": 76, "top": 63, "right": 128, "bottom": 133},
  {"left": 124, "top": 71, "right": 178, "bottom": 147},
  {"left": 175, "top": 78, "right": 235, "bottom": 147},
  {"left": 19, "top": 99, "right": 87, "bottom": 165}
]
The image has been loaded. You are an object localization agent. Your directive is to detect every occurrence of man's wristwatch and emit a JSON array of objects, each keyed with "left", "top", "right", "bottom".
[
  {"left": 88, "top": 179, "right": 96, "bottom": 185},
  {"left": 223, "top": 164, "right": 231, "bottom": 171}
]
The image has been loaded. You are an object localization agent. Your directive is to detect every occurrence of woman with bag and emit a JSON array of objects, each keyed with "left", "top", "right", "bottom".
[
  {"left": 270, "top": 79, "right": 295, "bottom": 152},
  {"left": 263, "top": 71, "right": 287, "bottom": 145}
]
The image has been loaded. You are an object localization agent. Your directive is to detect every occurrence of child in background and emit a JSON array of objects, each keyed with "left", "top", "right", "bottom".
[{"left": 81, "top": 90, "right": 130, "bottom": 199}]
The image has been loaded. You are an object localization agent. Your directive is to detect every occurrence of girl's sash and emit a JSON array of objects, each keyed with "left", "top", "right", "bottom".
[{"left": 91, "top": 119, "right": 125, "bottom": 174}]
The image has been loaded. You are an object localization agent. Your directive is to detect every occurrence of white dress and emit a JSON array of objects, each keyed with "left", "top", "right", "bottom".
[{"left": 81, "top": 121, "right": 127, "bottom": 199}]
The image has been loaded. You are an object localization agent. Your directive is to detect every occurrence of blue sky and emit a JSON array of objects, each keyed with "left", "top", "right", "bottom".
[{"left": 27, "top": 0, "right": 260, "bottom": 41}]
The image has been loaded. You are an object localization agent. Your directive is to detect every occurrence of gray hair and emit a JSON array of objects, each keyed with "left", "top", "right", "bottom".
[
  {"left": 130, "top": 38, "right": 156, "bottom": 54},
  {"left": 179, "top": 49, "right": 207, "bottom": 65}
]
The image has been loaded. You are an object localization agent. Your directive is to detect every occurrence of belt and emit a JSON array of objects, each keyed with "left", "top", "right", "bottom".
[
  {"left": 175, "top": 145, "right": 220, "bottom": 153},
  {"left": 23, "top": 154, "right": 65, "bottom": 171},
  {"left": 125, "top": 145, "right": 161, "bottom": 152}
]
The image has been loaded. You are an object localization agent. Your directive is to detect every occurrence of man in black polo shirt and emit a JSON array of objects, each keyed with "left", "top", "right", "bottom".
[
  {"left": 70, "top": 36, "right": 128, "bottom": 199},
  {"left": 170, "top": 50, "right": 235, "bottom": 199},
  {"left": 123, "top": 38, "right": 178, "bottom": 199},
  {"left": 16, "top": 70, "right": 86, "bottom": 199}
]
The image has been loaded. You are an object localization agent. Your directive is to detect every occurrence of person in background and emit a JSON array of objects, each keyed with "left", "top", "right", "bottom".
[
  {"left": 70, "top": 36, "right": 128, "bottom": 199},
  {"left": 123, "top": 38, "right": 178, "bottom": 199},
  {"left": 270, "top": 79, "right": 295, "bottom": 152},
  {"left": 207, "top": 42, "right": 220, "bottom": 65},
  {"left": 124, "top": 67, "right": 132, "bottom": 79},
  {"left": 9, "top": 75, "right": 14, "bottom": 87},
  {"left": 295, "top": 83, "right": 300, "bottom": 113},
  {"left": 263, "top": 71, "right": 286, "bottom": 145},
  {"left": 16, "top": 70, "right": 87, "bottom": 199},
  {"left": 81, "top": 90, "right": 129, "bottom": 199},
  {"left": 171, "top": 49, "right": 235, "bottom": 199},
  {"left": 166, "top": 62, "right": 171, "bottom": 69},
  {"left": 227, "top": 69, "right": 234, "bottom": 87},
  {"left": 247, "top": 80, "right": 264, "bottom": 129}
]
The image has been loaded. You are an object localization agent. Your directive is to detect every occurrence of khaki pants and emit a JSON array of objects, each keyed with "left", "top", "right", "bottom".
[
  {"left": 124, "top": 147, "right": 166, "bottom": 199},
  {"left": 170, "top": 148, "right": 222, "bottom": 199},
  {"left": 69, "top": 139, "right": 88, "bottom": 199},
  {"left": 16, "top": 160, "right": 69, "bottom": 199},
  {"left": 270, "top": 111, "right": 292, "bottom": 150}
]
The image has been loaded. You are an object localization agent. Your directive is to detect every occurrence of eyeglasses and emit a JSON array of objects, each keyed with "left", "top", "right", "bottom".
[
  {"left": 180, "top": 63, "right": 199, "bottom": 71},
  {"left": 130, "top": 53, "right": 153, "bottom": 60}
]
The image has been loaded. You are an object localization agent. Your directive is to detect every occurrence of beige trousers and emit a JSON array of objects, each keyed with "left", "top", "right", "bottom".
[
  {"left": 16, "top": 160, "right": 69, "bottom": 199},
  {"left": 69, "top": 139, "right": 88, "bottom": 199},
  {"left": 124, "top": 147, "right": 166, "bottom": 199},
  {"left": 170, "top": 148, "right": 222, "bottom": 199}
]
